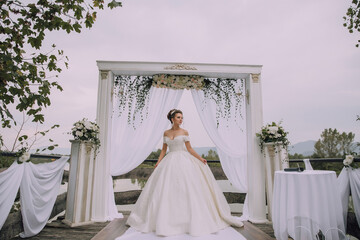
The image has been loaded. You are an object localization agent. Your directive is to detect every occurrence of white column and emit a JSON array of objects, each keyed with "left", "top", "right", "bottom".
[
  {"left": 92, "top": 70, "right": 113, "bottom": 221},
  {"left": 245, "top": 73, "right": 267, "bottom": 223},
  {"left": 64, "top": 140, "right": 95, "bottom": 227}
]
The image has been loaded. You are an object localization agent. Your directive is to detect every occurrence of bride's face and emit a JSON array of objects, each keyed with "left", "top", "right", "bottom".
[{"left": 172, "top": 113, "right": 183, "bottom": 126}]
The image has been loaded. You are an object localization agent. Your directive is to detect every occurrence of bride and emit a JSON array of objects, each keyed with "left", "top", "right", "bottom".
[{"left": 126, "top": 109, "right": 244, "bottom": 237}]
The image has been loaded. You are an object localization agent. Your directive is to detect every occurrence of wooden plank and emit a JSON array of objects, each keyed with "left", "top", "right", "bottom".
[{"left": 238, "top": 221, "right": 275, "bottom": 240}]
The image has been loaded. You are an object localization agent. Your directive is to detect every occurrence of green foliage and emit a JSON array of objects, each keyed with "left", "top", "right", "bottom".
[
  {"left": 202, "top": 78, "right": 244, "bottom": 127},
  {"left": 313, "top": 128, "right": 356, "bottom": 158},
  {"left": 115, "top": 76, "right": 153, "bottom": 126},
  {"left": 343, "top": 0, "right": 360, "bottom": 47},
  {"left": 288, "top": 153, "right": 305, "bottom": 159},
  {"left": 0, "top": 155, "right": 16, "bottom": 168},
  {"left": 146, "top": 149, "right": 161, "bottom": 159},
  {"left": 0, "top": 0, "right": 121, "bottom": 128},
  {"left": 201, "top": 149, "right": 219, "bottom": 160}
]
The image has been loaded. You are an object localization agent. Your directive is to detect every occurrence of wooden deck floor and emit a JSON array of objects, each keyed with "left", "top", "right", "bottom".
[{"left": 10, "top": 213, "right": 275, "bottom": 240}]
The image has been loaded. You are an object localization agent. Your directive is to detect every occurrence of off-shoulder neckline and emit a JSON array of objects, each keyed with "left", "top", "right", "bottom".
[{"left": 164, "top": 135, "right": 188, "bottom": 141}]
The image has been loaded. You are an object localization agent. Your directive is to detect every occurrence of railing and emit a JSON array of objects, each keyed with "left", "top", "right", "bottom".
[{"left": 0, "top": 151, "right": 63, "bottom": 159}]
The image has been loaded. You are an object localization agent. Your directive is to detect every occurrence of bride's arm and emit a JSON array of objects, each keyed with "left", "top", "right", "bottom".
[
  {"left": 155, "top": 143, "right": 167, "bottom": 168},
  {"left": 185, "top": 141, "right": 207, "bottom": 165}
]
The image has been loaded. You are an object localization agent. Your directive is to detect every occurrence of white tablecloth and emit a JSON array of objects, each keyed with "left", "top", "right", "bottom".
[{"left": 272, "top": 170, "right": 345, "bottom": 240}]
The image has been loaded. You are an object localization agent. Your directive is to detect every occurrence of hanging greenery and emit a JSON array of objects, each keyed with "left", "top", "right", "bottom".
[
  {"left": 114, "top": 75, "right": 244, "bottom": 127},
  {"left": 114, "top": 75, "right": 153, "bottom": 125},
  {"left": 202, "top": 78, "right": 244, "bottom": 127}
]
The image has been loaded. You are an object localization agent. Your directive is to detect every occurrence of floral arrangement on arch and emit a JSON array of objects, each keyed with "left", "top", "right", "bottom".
[
  {"left": 152, "top": 74, "right": 204, "bottom": 90},
  {"left": 343, "top": 155, "right": 357, "bottom": 168},
  {"left": 71, "top": 118, "right": 100, "bottom": 147},
  {"left": 256, "top": 122, "right": 290, "bottom": 152}
]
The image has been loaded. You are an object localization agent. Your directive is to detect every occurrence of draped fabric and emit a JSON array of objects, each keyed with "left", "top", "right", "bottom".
[
  {"left": 0, "top": 156, "right": 68, "bottom": 237},
  {"left": 110, "top": 87, "right": 184, "bottom": 176},
  {"left": 19, "top": 156, "right": 68, "bottom": 238},
  {"left": 191, "top": 88, "right": 248, "bottom": 220},
  {"left": 338, "top": 168, "right": 351, "bottom": 227},
  {"left": 107, "top": 87, "right": 183, "bottom": 218},
  {"left": 190, "top": 89, "right": 247, "bottom": 193},
  {"left": 338, "top": 167, "right": 360, "bottom": 229},
  {"left": 0, "top": 161, "right": 24, "bottom": 229}
]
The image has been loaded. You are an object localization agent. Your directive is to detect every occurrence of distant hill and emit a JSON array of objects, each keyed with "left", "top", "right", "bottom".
[{"left": 288, "top": 140, "right": 316, "bottom": 156}]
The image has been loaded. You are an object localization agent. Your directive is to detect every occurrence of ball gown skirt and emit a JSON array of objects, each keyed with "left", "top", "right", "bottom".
[{"left": 126, "top": 135, "right": 243, "bottom": 237}]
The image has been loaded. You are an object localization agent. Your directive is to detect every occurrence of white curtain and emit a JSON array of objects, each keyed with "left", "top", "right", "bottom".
[
  {"left": 0, "top": 156, "right": 68, "bottom": 237},
  {"left": 19, "top": 156, "right": 68, "bottom": 238},
  {"left": 191, "top": 88, "right": 248, "bottom": 220},
  {"left": 0, "top": 161, "right": 24, "bottom": 230},
  {"left": 107, "top": 87, "right": 183, "bottom": 217},
  {"left": 338, "top": 167, "right": 360, "bottom": 230},
  {"left": 191, "top": 89, "right": 247, "bottom": 193}
]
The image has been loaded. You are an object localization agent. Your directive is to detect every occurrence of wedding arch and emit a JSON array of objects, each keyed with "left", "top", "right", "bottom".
[{"left": 93, "top": 61, "right": 267, "bottom": 223}]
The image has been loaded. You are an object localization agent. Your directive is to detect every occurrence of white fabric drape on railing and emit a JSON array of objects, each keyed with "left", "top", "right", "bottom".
[
  {"left": 0, "top": 161, "right": 24, "bottom": 230},
  {"left": 19, "top": 156, "right": 68, "bottom": 238},
  {"left": 107, "top": 87, "right": 183, "bottom": 218},
  {"left": 0, "top": 156, "right": 68, "bottom": 237},
  {"left": 191, "top": 89, "right": 248, "bottom": 219},
  {"left": 338, "top": 167, "right": 360, "bottom": 229}
]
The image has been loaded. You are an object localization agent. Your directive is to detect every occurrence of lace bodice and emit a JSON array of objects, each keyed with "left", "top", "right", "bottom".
[{"left": 164, "top": 135, "right": 190, "bottom": 152}]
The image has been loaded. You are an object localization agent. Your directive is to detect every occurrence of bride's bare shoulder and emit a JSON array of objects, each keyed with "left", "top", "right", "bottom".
[
  {"left": 181, "top": 129, "right": 189, "bottom": 136},
  {"left": 163, "top": 129, "right": 171, "bottom": 137}
]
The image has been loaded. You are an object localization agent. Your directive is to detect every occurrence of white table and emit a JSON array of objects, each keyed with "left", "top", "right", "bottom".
[{"left": 272, "top": 170, "right": 345, "bottom": 240}]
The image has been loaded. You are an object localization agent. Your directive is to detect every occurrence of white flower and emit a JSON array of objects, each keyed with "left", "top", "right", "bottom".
[
  {"left": 19, "top": 152, "right": 31, "bottom": 162},
  {"left": 343, "top": 155, "right": 354, "bottom": 166},
  {"left": 275, "top": 133, "right": 281, "bottom": 138},
  {"left": 268, "top": 126, "right": 278, "bottom": 134},
  {"left": 84, "top": 121, "right": 91, "bottom": 129},
  {"left": 76, "top": 131, "right": 83, "bottom": 137}
]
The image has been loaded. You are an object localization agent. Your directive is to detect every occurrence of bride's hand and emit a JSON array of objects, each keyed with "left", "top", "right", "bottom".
[
  {"left": 154, "top": 162, "right": 160, "bottom": 168},
  {"left": 200, "top": 158, "right": 207, "bottom": 165}
]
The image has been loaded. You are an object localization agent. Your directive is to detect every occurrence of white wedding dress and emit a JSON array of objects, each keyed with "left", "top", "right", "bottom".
[{"left": 126, "top": 135, "right": 244, "bottom": 237}]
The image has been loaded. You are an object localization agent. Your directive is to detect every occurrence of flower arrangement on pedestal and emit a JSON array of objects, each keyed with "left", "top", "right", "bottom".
[
  {"left": 71, "top": 118, "right": 100, "bottom": 147},
  {"left": 343, "top": 155, "right": 357, "bottom": 168},
  {"left": 256, "top": 121, "right": 290, "bottom": 152}
]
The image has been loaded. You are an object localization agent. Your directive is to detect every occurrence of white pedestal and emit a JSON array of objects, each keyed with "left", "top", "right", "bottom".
[
  {"left": 263, "top": 142, "right": 289, "bottom": 221},
  {"left": 63, "top": 140, "right": 96, "bottom": 227}
]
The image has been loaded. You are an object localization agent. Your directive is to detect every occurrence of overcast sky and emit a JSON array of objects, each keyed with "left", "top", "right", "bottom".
[{"left": 2, "top": 0, "right": 360, "bottom": 151}]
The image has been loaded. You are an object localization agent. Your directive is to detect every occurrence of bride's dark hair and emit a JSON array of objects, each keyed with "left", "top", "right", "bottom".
[{"left": 167, "top": 109, "right": 183, "bottom": 123}]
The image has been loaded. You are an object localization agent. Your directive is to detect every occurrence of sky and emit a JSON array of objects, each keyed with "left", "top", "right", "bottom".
[{"left": 2, "top": 0, "right": 360, "bottom": 152}]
